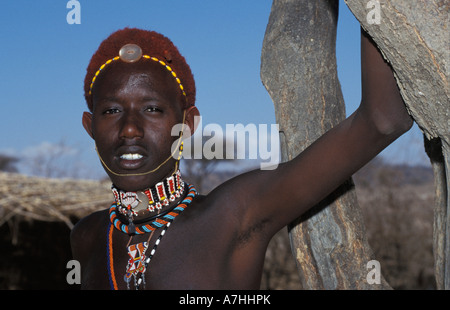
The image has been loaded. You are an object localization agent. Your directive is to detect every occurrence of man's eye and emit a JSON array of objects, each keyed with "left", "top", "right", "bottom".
[
  {"left": 145, "top": 106, "right": 162, "bottom": 113},
  {"left": 104, "top": 108, "right": 120, "bottom": 114}
]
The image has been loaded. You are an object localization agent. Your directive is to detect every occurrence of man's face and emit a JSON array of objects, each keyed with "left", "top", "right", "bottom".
[{"left": 85, "top": 61, "right": 185, "bottom": 191}]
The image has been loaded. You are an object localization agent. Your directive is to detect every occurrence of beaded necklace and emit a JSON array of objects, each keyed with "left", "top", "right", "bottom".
[
  {"left": 107, "top": 184, "right": 197, "bottom": 290},
  {"left": 109, "top": 183, "right": 196, "bottom": 236},
  {"left": 110, "top": 170, "right": 185, "bottom": 235},
  {"left": 112, "top": 170, "right": 184, "bottom": 216}
]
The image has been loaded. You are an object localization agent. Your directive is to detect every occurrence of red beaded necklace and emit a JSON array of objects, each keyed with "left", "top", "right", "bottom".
[{"left": 107, "top": 183, "right": 197, "bottom": 290}]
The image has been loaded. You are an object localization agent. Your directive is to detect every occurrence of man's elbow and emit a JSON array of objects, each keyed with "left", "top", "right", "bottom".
[
  {"left": 378, "top": 110, "right": 414, "bottom": 137},
  {"left": 373, "top": 108, "right": 414, "bottom": 138},
  {"left": 359, "top": 95, "right": 414, "bottom": 138},
  {"left": 397, "top": 114, "right": 414, "bottom": 135}
]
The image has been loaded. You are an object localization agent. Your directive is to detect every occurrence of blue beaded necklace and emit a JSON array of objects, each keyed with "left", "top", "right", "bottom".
[{"left": 107, "top": 184, "right": 197, "bottom": 290}]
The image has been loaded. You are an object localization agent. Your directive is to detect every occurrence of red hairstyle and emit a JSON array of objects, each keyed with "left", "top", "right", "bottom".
[{"left": 84, "top": 28, "right": 196, "bottom": 111}]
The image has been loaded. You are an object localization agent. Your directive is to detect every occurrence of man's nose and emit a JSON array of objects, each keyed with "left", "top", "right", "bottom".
[{"left": 119, "top": 112, "right": 144, "bottom": 139}]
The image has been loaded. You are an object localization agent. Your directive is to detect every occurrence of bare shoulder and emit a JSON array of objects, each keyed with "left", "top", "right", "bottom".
[
  {"left": 197, "top": 170, "right": 275, "bottom": 242},
  {"left": 70, "top": 209, "right": 109, "bottom": 260},
  {"left": 71, "top": 209, "right": 109, "bottom": 238}
]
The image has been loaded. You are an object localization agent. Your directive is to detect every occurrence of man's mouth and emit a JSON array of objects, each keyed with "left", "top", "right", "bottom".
[
  {"left": 120, "top": 153, "right": 144, "bottom": 160},
  {"left": 116, "top": 150, "right": 147, "bottom": 170}
]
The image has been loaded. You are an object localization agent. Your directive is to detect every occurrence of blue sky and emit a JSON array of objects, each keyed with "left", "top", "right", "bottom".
[{"left": 0, "top": 1, "right": 428, "bottom": 178}]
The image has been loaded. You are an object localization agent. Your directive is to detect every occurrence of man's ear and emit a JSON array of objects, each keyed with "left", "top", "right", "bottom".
[
  {"left": 183, "top": 106, "right": 200, "bottom": 138},
  {"left": 82, "top": 112, "right": 94, "bottom": 139}
]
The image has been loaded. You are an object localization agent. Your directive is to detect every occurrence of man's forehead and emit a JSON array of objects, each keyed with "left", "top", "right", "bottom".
[
  {"left": 102, "top": 60, "right": 170, "bottom": 79},
  {"left": 94, "top": 62, "right": 176, "bottom": 93},
  {"left": 92, "top": 62, "right": 185, "bottom": 109}
]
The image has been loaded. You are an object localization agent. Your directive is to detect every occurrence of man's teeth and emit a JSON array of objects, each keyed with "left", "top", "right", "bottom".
[{"left": 120, "top": 153, "right": 143, "bottom": 160}]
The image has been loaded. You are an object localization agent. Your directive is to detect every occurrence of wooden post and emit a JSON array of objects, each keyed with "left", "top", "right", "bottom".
[
  {"left": 345, "top": 0, "right": 449, "bottom": 290},
  {"left": 261, "top": 0, "right": 391, "bottom": 289}
]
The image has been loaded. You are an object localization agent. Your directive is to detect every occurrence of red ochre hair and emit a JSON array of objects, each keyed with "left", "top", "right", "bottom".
[{"left": 84, "top": 27, "right": 196, "bottom": 111}]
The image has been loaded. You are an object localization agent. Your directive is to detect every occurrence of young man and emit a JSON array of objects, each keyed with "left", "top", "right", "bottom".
[{"left": 71, "top": 27, "right": 413, "bottom": 290}]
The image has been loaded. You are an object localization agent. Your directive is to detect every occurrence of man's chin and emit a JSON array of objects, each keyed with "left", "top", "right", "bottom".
[
  {"left": 106, "top": 167, "right": 175, "bottom": 192},
  {"left": 108, "top": 174, "right": 155, "bottom": 192}
]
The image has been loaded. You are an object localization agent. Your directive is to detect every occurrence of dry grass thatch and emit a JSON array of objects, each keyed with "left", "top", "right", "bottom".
[{"left": 0, "top": 172, "right": 111, "bottom": 230}]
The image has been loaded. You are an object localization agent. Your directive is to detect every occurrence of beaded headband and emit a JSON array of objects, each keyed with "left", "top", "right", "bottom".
[{"left": 88, "top": 43, "right": 187, "bottom": 101}]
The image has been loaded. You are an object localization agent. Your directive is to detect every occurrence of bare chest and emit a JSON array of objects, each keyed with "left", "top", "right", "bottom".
[{"left": 80, "top": 213, "right": 264, "bottom": 290}]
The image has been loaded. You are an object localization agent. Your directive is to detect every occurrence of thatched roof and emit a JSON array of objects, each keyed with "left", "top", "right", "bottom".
[{"left": 0, "top": 172, "right": 112, "bottom": 229}]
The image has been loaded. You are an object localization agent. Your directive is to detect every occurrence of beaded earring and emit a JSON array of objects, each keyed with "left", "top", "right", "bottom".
[
  {"left": 173, "top": 129, "right": 184, "bottom": 174},
  {"left": 177, "top": 141, "right": 184, "bottom": 162}
]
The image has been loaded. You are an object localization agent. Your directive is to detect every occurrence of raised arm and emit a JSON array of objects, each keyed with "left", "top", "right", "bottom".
[{"left": 220, "top": 29, "right": 413, "bottom": 238}]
